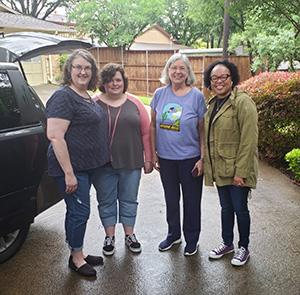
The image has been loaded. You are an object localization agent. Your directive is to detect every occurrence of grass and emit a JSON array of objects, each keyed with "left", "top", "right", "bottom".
[{"left": 138, "top": 96, "right": 152, "bottom": 105}]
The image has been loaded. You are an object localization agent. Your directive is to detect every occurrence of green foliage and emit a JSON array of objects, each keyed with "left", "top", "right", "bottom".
[
  {"left": 187, "top": 0, "right": 227, "bottom": 48},
  {"left": 229, "top": 11, "right": 300, "bottom": 72},
  {"left": 156, "top": 0, "right": 206, "bottom": 46},
  {"left": 222, "top": 0, "right": 300, "bottom": 35},
  {"left": 59, "top": 54, "right": 69, "bottom": 70},
  {"left": 191, "top": 38, "right": 207, "bottom": 49},
  {"left": 238, "top": 71, "right": 300, "bottom": 161},
  {"left": 285, "top": 149, "right": 300, "bottom": 180},
  {"left": 67, "top": 0, "right": 163, "bottom": 48},
  {"left": 187, "top": 0, "right": 247, "bottom": 48},
  {"left": 55, "top": 72, "right": 61, "bottom": 82},
  {"left": 68, "top": 0, "right": 218, "bottom": 48}
]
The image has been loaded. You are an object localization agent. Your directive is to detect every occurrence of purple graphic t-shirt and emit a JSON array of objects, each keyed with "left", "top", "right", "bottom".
[{"left": 150, "top": 85, "right": 206, "bottom": 160}]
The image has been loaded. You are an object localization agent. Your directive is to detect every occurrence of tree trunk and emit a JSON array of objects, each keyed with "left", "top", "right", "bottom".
[{"left": 222, "top": 0, "right": 230, "bottom": 60}]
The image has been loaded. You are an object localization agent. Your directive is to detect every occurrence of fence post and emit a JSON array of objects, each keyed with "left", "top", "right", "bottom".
[
  {"left": 202, "top": 56, "right": 205, "bottom": 92},
  {"left": 146, "top": 50, "right": 149, "bottom": 97},
  {"left": 97, "top": 47, "right": 100, "bottom": 69},
  {"left": 121, "top": 46, "right": 124, "bottom": 67}
]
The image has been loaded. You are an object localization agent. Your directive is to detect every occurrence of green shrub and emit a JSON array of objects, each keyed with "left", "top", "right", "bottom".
[
  {"left": 238, "top": 71, "right": 300, "bottom": 162},
  {"left": 285, "top": 148, "right": 300, "bottom": 180},
  {"left": 55, "top": 72, "right": 61, "bottom": 82},
  {"left": 59, "top": 54, "right": 69, "bottom": 71}
]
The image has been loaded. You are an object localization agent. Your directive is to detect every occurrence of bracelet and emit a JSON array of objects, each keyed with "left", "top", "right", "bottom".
[{"left": 200, "top": 158, "right": 204, "bottom": 163}]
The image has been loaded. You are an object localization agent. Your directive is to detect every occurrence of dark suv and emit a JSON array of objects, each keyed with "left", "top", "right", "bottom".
[{"left": 0, "top": 62, "right": 62, "bottom": 263}]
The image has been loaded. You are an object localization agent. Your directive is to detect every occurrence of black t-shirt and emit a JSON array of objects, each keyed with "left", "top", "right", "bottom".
[
  {"left": 208, "top": 94, "right": 230, "bottom": 161},
  {"left": 46, "top": 86, "right": 110, "bottom": 177}
]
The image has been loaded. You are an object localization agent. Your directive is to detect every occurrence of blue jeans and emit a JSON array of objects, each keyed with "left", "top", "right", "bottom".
[
  {"left": 217, "top": 185, "right": 251, "bottom": 249},
  {"left": 91, "top": 165, "right": 141, "bottom": 227},
  {"left": 55, "top": 171, "right": 93, "bottom": 251},
  {"left": 159, "top": 156, "right": 203, "bottom": 246}
]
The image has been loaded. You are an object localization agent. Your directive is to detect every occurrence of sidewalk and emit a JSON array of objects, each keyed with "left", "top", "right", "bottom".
[{"left": 33, "top": 83, "right": 59, "bottom": 105}]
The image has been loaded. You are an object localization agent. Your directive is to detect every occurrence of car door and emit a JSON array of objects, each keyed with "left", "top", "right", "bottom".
[{"left": 0, "top": 66, "right": 49, "bottom": 234}]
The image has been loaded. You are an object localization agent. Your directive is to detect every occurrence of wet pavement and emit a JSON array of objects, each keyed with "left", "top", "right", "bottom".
[{"left": 0, "top": 84, "right": 299, "bottom": 295}]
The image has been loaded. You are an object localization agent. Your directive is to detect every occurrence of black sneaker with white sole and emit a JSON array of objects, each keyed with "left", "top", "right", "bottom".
[
  {"left": 103, "top": 236, "right": 115, "bottom": 256},
  {"left": 125, "top": 234, "right": 141, "bottom": 253}
]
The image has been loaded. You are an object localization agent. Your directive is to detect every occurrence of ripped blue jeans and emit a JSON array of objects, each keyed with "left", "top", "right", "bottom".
[{"left": 55, "top": 171, "right": 93, "bottom": 251}]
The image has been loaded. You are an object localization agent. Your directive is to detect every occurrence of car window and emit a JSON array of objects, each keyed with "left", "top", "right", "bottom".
[{"left": 0, "top": 73, "right": 21, "bottom": 131}]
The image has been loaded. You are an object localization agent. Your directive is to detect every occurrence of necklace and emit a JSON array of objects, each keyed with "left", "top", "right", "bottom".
[
  {"left": 82, "top": 95, "right": 93, "bottom": 103},
  {"left": 216, "top": 98, "right": 226, "bottom": 112},
  {"left": 69, "top": 85, "right": 93, "bottom": 103}
]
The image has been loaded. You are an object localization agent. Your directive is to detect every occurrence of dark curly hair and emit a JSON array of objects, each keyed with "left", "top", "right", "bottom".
[
  {"left": 62, "top": 49, "right": 99, "bottom": 91},
  {"left": 99, "top": 63, "right": 128, "bottom": 93},
  {"left": 203, "top": 60, "right": 240, "bottom": 90}
]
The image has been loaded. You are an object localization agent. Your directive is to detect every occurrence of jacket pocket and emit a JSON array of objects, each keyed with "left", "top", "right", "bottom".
[{"left": 217, "top": 143, "right": 238, "bottom": 177}]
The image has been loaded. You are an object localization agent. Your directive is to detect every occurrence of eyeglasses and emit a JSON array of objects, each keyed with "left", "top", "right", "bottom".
[
  {"left": 72, "top": 65, "right": 92, "bottom": 72},
  {"left": 169, "top": 66, "right": 187, "bottom": 72},
  {"left": 210, "top": 74, "right": 231, "bottom": 82}
]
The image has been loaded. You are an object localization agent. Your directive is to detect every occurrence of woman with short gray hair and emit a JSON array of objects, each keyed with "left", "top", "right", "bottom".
[
  {"left": 150, "top": 53, "right": 206, "bottom": 256},
  {"left": 159, "top": 53, "right": 196, "bottom": 86}
]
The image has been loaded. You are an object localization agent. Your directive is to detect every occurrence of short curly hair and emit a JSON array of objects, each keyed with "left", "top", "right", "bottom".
[
  {"left": 203, "top": 60, "right": 240, "bottom": 90},
  {"left": 99, "top": 63, "right": 128, "bottom": 93},
  {"left": 62, "top": 49, "right": 99, "bottom": 91}
]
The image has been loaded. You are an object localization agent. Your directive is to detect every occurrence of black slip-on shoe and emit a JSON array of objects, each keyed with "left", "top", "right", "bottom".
[
  {"left": 69, "top": 256, "right": 96, "bottom": 277},
  {"left": 84, "top": 255, "right": 103, "bottom": 265}
]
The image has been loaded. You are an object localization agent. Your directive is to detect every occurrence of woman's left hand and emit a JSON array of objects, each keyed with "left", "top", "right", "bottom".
[
  {"left": 144, "top": 161, "right": 153, "bottom": 174},
  {"left": 234, "top": 175, "right": 245, "bottom": 187},
  {"left": 193, "top": 160, "right": 204, "bottom": 177}
]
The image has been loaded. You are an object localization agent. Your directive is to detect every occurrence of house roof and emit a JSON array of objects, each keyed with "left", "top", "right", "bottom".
[
  {"left": 130, "top": 42, "right": 191, "bottom": 51},
  {"left": 0, "top": 3, "right": 19, "bottom": 14},
  {"left": 131, "top": 23, "right": 192, "bottom": 51},
  {"left": 150, "top": 24, "right": 181, "bottom": 44},
  {"left": 0, "top": 4, "right": 74, "bottom": 34}
]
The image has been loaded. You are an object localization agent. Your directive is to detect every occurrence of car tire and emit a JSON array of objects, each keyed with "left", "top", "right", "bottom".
[{"left": 0, "top": 224, "right": 30, "bottom": 264}]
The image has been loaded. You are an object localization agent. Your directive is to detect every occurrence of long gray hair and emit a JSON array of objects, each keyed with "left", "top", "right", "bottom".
[{"left": 160, "top": 53, "right": 196, "bottom": 86}]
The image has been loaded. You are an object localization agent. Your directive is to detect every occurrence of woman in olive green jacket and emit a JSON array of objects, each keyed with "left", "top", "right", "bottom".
[{"left": 203, "top": 60, "right": 258, "bottom": 267}]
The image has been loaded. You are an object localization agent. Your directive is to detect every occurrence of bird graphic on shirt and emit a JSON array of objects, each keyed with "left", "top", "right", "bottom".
[
  {"left": 161, "top": 103, "right": 182, "bottom": 126},
  {"left": 168, "top": 107, "right": 182, "bottom": 121}
]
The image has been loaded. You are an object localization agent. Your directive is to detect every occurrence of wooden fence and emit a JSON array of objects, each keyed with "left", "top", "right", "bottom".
[{"left": 89, "top": 47, "right": 251, "bottom": 99}]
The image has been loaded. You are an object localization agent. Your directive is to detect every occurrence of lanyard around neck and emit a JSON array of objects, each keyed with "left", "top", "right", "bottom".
[{"left": 107, "top": 104, "right": 122, "bottom": 149}]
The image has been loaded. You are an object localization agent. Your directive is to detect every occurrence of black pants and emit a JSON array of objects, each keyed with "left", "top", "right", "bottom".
[{"left": 159, "top": 156, "right": 203, "bottom": 245}]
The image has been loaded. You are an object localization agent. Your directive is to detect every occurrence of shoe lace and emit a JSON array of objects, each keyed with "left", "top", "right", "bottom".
[
  {"left": 105, "top": 236, "right": 114, "bottom": 246},
  {"left": 215, "top": 242, "right": 227, "bottom": 253},
  {"left": 234, "top": 247, "right": 246, "bottom": 260},
  {"left": 127, "top": 234, "right": 137, "bottom": 243}
]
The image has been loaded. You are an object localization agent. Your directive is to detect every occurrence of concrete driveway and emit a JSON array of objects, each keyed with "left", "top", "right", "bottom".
[{"left": 0, "top": 84, "right": 299, "bottom": 295}]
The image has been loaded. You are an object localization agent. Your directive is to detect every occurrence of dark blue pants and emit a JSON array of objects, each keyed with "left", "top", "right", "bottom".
[
  {"left": 159, "top": 157, "right": 203, "bottom": 246},
  {"left": 217, "top": 185, "right": 250, "bottom": 249}
]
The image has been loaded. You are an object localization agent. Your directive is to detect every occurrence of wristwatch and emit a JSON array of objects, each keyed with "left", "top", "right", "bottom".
[{"left": 200, "top": 158, "right": 204, "bottom": 163}]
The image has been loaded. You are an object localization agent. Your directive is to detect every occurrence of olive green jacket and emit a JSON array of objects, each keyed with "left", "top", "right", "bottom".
[{"left": 204, "top": 88, "right": 258, "bottom": 189}]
